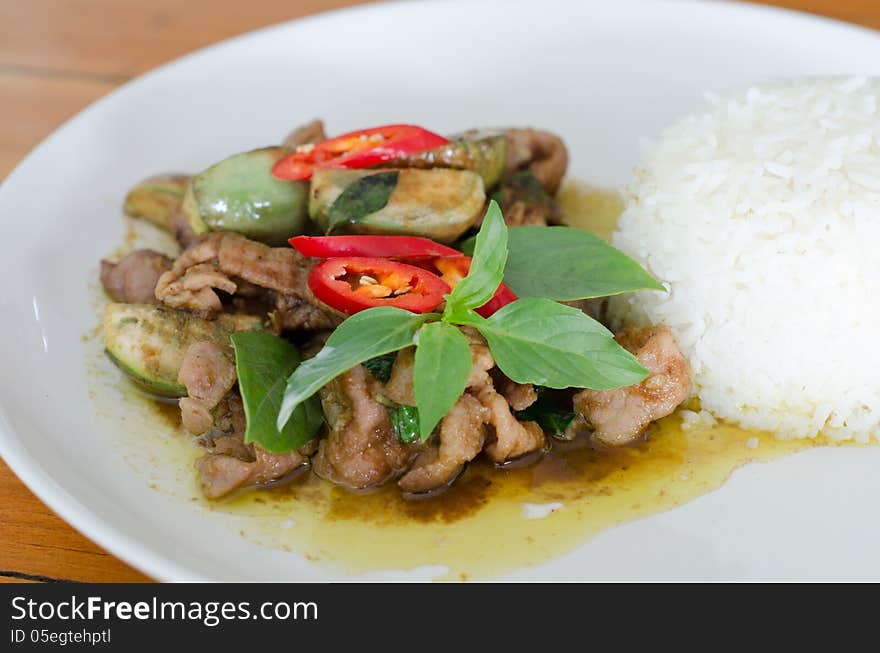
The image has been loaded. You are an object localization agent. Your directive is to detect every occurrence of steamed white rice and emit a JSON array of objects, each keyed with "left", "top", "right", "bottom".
[{"left": 609, "top": 77, "right": 880, "bottom": 442}]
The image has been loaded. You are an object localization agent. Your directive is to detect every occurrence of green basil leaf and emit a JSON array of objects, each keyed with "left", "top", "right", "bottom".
[
  {"left": 503, "top": 226, "right": 664, "bottom": 300},
  {"left": 457, "top": 234, "right": 476, "bottom": 256},
  {"left": 389, "top": 404, "right": 421, "bottom": 444},
  {"left": 327, "top": 170, "right": 398, "bottom": 233},
  {"left": 514, "top": 388, "right": 575, "bottom": 435},
  {"left": 462, "top": 298, "right": 648, "bottom": 390},
  {"left": 413, "top": 322, "right": 472, "bottom": 441},
  {"left": 443, "top": 200, "right": 507, "bottom": 320},
  {"left": 363, "top": 352, "right": 397, "bottom": 383},
  {"left": 277, "top": 307, "right": 433, "bottom": 430},
  {"left": 231, "top": 331, "right": 323, "bottom": 453}
]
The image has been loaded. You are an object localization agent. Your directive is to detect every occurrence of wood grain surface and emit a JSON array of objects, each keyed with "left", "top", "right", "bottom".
[{"left": 0, "top": 0, "right": 875, "bottom": 583}]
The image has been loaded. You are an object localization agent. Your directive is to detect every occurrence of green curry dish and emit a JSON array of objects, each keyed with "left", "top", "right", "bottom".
[
  {"left": 309, "top": 167, "right": 485, "bottom": 243},
  {"left": 183, "top": 147, "right": 311, "bottom": 246}
]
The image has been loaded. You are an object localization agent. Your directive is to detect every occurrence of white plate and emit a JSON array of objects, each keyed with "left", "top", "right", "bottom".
[{"left": 2, "top": 0, "right": 880, "bottom": 582}]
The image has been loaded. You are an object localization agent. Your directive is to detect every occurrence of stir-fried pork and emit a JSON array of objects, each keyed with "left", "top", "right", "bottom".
[
  {"left": 495, "top": 375, "right": 538, "bottom": 411},
  {"left": 177, "top": 341, "right": 237, "bottom": 435},
  {"left": 193, "top": 393, "right": 316, "bottom": 498},
  {"left": 100, "top": 250, "right": 172, "bottom": 304},
  {"left": 196, "top": 445, "right": 309, "bottom": 500},
  {"left": 505, "top": 128, "right": 569, "bottom": 196},
  {"left": 399, "top": 394, "right": 487, "bottom": 493},
  {"left": 471, "top": 382, "right": 545, "bottom": 463},
  {"left": 155, "top": 232, "right": 343, "bottom": 329},
  {"left": 496, "top": 172, "right": 564, "bottom": 226},
  {"left": 389, "top": 329, "right": 545, "bottom": 491},
  {"left": 574, "top": 327, "right": 691, "bottom": 446},
  {"left": 313, "top": 365, "right": 413, "bottom": 489}
]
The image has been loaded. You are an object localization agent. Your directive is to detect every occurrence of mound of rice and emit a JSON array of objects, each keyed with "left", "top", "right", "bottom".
[{"left": 609, "top": 77, "right": 880, "bottom": 442}]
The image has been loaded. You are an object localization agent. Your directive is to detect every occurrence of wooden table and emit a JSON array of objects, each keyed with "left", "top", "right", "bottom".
[{"left": 0, "top": 0, "right": 876, "bottom": 584}]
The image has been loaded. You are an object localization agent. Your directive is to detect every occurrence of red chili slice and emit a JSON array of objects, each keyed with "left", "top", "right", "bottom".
[
  {"left": 433, "top": 256, "right": 517, "bottom": 318},
  {"left": 273, "top": 124, "right": 450, "bottom": 181},
  {"left": 290, "top": 235, "right": 462, "bottom": 260},
  {"left": 308, "top": 257, "right": 451, "bottom": 315}
]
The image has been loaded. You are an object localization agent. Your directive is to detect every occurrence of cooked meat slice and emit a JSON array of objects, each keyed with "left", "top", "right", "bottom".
[
  {"left": 573, "top": 327, "right": 692, "bottom": 446},
  {"left": 271, "top": 292, "right": 342, "bottom": 331},
  {"left": 398, "top": 394, "right": 487, "bottom": 493},
  {"left": 155, "top": 234, "right": 233, "bottom": 313},
  {"left": 177, "top": 341, "right": 237, "bottom": 435},
  {"left": 500, "top": 200, "right": 552, "bottom": 226},
  {"left": 100, "top": 250, "right": 172, "bottom": 304},
  {"left": 283, "top": 119, "right": 326, "bottom": 149},
  {"left": 216, "top": 233, "right": 306, "bottom": 294},
  {"left": 384, "top": 348, "right": 415, "bottom": 405},
  {"left": 195, "top": 446, "right": 308, "bottom": 500},
  {"left": 496, "top": 171, "right": 564, "bottom": 226},
  {"left": 313, "top": 365, "right": 413, "bottom": 489},
  {"left": 155, "top": 232, "right": 343, "bottom": 329},
  {"left": 471, "top": 382, "right": 545, "bottom": 463},
  {"left": 194, "top": 393, "right": 312, "bottom": 499},
  {"left": 505, "top": 128, "right": 569, "bottom": 195},
  {"left": 495, "top": 375, "right": 538, "bottom": 411}
]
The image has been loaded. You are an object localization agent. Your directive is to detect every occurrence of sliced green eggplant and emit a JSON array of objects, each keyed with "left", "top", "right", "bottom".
[
  {"left": 123, "top": 175, "right": 189, "bottom": 230},
  {"left": 183, "top": 147, "right": 310, "bottom": 246},
  {"left": 103, "top": 303, "right": 262, "bottom": 397},
  {"left": 309, "top": 168, "right": 485, "bottom": 243},
  {"left": 384, "top": 130, "right": 507, "bottom": 188}
]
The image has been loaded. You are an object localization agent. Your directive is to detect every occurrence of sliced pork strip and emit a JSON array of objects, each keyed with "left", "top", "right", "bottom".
[
  {"left": 398, "top": 394, "right": 487, "bottom": 494},
  {"left": 177, "top": 341, "right": 237, "bottom": 435},
  {"left": 495, "top": 375, "right": 538, "bottom": 411},
  {"left": 195, "top": 446, "right": 308, "bottom": 500},
  {"left": 313, "top": 365, "right": 413, "bottom": 489},
  {"left": 573, "top": 327, "right": 692, "bottom": 446},
  {"left": 100, "top": 250, "right": 172, "bottom": 304},
  {"left": 155, "top": 231, "right": 343, "bottom": 329},
  {"left": 471, "top": 382, "right": 546, "bottom": 463},
  {"left": 504, "top": 128, "right": 569, "bottom": 195}
]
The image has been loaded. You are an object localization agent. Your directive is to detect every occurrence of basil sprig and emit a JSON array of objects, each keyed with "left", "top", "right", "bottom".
[
  {"left": 460, "top": 225, "right": 663, "bottom": 301},
  {"left": 276, "top": 200, "right": 654, "bottom": 444},
  {"left": 231, "top": 331, "right": 323, "bottom": 453},
  {"left": 277, "top": 307, "right": 433, "bottom": 431},
  {"left": 443, "top": 201, "right": 508, "bottom": 322}
]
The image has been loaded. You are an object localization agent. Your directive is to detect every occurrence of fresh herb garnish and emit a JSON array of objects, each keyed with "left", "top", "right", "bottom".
[
  {"left": 414, "top": 321, "right": 473, "bottom": 440},
  {"left": 442, "top": 201, "right": 508, "bottom": 322},
  {"left": 389, "top": 404, "right": 421, "bottom": 444},
  {"left": 460, "top": 225, "right": 663, "bottom": 301},
  {"left": 514, "top": 388, "right": 576, "bottom": 436},
  {"left": 277, "top": 307, "right": 433, "bottom": 431},
  {"left": 327, "top": 171, "right": 398, "bottom": 233},
  {"left": 231, "top": 331, "right": 323, "bottom": 453},
  {"left": 277, "top": 199, "right": 656, "bottom": 444},
  {"left": 363, "top": 352, "right": 397, "bottom": 383},
  {"left": 456, "top": 299, "right": 646, "bottom": 390},
  {"left": 503, "top": 226, "right": 664, "bottom": 300}
]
